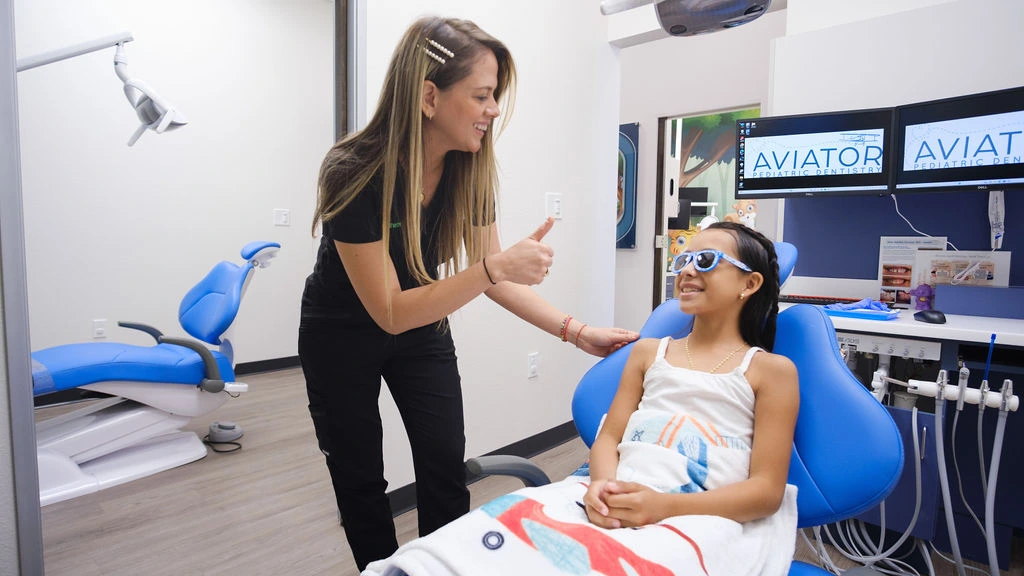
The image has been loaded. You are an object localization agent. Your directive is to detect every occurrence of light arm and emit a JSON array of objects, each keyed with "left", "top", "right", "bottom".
[
  {"left": 600, "top": 0, "right": 656, "bottom": 15},
  {"left": 16, "top": 31, "right": 133, "bottom": 72}
]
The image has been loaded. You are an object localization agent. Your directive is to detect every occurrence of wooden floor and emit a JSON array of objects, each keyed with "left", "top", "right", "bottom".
[{"left": 37, "top": 367, "right": 1023, "bottom": 575}]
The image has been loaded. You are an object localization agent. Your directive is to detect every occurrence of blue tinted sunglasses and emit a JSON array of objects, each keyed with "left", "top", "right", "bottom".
[{"left": 672, "top": 249, "right": 752, "bottom": 274}]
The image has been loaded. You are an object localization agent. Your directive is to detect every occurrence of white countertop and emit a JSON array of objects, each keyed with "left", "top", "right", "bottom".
[{"left": 780, "top": 303, "right": 1024, "bottom": 347}]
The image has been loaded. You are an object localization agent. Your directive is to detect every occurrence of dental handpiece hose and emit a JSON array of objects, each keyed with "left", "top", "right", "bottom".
[
  {"left": 933, "top": 370, "right": 968, "bottom": 576},
  {"left": 979, "top": 334, "right": 996, "bottom": 491},
  {"left": 956, "top": 366, "right": 970, "bottom": 412},
  {"left": 983, "top": 334, "right": 996, "bottom": 384},
  {"left": 985, "top": 380, "right": 1013, "bottom": 576}
]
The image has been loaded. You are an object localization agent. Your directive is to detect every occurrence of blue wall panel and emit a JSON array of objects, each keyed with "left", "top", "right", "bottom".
[{"left": 785, "top": 189, "right": 1023, "bottom": 286}]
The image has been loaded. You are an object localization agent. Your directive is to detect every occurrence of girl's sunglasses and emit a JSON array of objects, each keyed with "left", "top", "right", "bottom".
[{"left": 672, "top": 249, "right": 752, "bottom": 274}]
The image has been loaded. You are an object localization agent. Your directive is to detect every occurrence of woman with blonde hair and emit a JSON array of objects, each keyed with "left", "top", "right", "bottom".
[{"left": 299, "top": 15, "right": 638, "bottom": 569}]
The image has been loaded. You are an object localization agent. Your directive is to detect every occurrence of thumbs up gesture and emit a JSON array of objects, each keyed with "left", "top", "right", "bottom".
[{"left": 489, "top": 218, "right": 555, "bottom": 286}]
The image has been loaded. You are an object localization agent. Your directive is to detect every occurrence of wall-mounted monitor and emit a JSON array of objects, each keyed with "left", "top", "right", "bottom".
[
  {"left": 735, "top": 108, "right": 894, "bottom": 199},
  {"left": 894, "top": 86, "right": 1024, "bottom": 192}
]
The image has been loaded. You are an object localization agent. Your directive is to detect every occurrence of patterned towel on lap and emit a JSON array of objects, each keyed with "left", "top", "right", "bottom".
[{"left": 362, "top": 478, "right": 797, "bottom": 576}]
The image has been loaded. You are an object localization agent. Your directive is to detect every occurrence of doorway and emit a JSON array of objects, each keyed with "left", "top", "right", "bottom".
[{"left": 653, "top": 105, "right": 760, "bottom": 307}]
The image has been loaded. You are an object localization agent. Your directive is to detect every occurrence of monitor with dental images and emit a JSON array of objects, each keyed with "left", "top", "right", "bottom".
[
  {"left": 894, "top": 85, "right": 1024, "bottom": 192},
  {"left": 735, "top": 108, "right": 894, "bottom": 199}
]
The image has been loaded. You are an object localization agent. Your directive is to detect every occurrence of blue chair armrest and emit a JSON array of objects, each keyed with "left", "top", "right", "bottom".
[
  {"left": 158, "top": 336, "right": 225, "bottom": 393},
  {"left": 466, "top": 455, "right": 551, "bottom": 487}
]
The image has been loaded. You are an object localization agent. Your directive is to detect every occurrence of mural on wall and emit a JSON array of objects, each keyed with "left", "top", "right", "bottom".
[
  {"left": 617, "top": 122, "right": 639, "bottom": 250},
  {"left": 723, "top": 199, "right": 758, "bottom": 227},
  {"left": 665, "top": 107, "right": 760, "bottom": 272}
]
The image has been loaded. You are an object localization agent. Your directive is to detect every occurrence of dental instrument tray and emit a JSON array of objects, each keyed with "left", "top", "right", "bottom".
[{"left": 823, "top": 308, "right": 901, "bottom": 321}]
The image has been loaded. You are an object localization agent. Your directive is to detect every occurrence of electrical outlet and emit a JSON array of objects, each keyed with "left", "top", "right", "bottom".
[
  {"left": 527, "top": 352, "right": 539, "bottom": 379},
  {"left": 273, "top": 208, "right": 291, "bottom": 226},
  {"left": 92, "top": 318, "right": 107, "bottom": 339}
]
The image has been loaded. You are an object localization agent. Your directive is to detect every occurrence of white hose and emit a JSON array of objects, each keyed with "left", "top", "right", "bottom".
[
  {"left": 822, "top": 408, "right": 922, "bottom": 567},
  {"left": 934, "top": 390, "right": 968, "bottom": 576},
  {"left": 952, "top": 410, "right": 986, "bottom": 535},
  {"left": 977, "top": 388, "right": 987, "bottom": 493},
  {"left": 917, "top": 539, "right": 936, "bottom": 576},
  {"left": 984, "top": 410, "right": 1007, "bottom": 576}
]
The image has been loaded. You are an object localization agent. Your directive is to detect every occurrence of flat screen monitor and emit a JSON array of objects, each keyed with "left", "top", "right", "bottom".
[
  {"left": 735, "top": 108, "right": 894, "bottom": 199},
  {"left": 894, "top": 85, "right": 1024, "bottom": 192}
]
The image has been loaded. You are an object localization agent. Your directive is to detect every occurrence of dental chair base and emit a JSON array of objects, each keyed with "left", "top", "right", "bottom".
[
  {"left": 35, "top": 382, "right": 241, "bottom": 505},
  {"left": 38, "top": 427, "right": 206, "bottom": 505}
]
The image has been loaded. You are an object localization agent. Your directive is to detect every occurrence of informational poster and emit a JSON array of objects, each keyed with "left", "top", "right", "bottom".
[
  {"left": 912, "top": 250, "right": 1011, "bottom": 288},
  {"left": 877, "top": 236, "right": 947, "bottom": 308},
  {"left": 617, "top": 123, "right": 638, "bottom": 250}
]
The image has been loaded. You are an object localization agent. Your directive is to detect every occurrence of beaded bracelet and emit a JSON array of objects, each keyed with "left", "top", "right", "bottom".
[{"left": 559, "top": 315, "right": 573, "bottom": 342}]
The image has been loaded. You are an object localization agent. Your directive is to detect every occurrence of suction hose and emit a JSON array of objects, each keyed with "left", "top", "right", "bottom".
[
  {"left": 933, "top": 375, "right": 968, "bottom": 576},
  {"left": 984, "top": 407, "right": 1007, "bottom": 576}
]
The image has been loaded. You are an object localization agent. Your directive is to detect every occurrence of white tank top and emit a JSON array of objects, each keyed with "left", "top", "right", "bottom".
[{"left": 616, "top": 337, "right": 764, "bottom": 493}]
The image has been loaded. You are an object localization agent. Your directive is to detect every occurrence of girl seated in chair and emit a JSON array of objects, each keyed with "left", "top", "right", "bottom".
[
  {"left": 583, "top": 221, "right": 799, "bottom": 532},
  {"left": 364, "top": 222, "right": 800, "bottom": 576}
]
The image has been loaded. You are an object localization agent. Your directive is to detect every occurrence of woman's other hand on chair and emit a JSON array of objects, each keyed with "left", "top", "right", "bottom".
[
  {"left": 576, "top": 326, "right": 639, "bottom": 357},
  {"left": 601, "top": 481, "right": 668, "bottom": 527}
]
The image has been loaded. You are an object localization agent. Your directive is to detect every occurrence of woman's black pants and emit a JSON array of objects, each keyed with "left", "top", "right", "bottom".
[{"left": 298, "top": 317, "right": 470, "bottom": 571}]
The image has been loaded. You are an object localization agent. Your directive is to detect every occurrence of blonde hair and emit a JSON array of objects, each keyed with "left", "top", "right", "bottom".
[{"left": 313, "top": 16, "right": 517, "bottom": 294}]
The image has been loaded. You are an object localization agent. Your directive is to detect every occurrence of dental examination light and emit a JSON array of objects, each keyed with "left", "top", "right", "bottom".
[
  {"left": 600, "top": 0, "right": 773, "bottom": 36},
  {"left": 16, "top": 31, "right": 187, "bottom": 146}
]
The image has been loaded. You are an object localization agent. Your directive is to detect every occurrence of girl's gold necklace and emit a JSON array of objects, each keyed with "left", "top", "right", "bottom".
[{"left": 684, "top": 337, "right": 746, "bottom": 374}]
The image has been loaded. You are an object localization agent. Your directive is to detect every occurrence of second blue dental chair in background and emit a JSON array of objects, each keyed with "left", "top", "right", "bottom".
[{"left": 32, "top": 241, "right": 280, "bottom": 506}]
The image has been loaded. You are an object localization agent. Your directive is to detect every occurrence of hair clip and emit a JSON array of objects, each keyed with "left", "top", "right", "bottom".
[
  {"left": 423, "top": 47, "right": 446, "bottom": 65},
  {"left": 425, "top": 37, "right": 455, "bottom": 59}
]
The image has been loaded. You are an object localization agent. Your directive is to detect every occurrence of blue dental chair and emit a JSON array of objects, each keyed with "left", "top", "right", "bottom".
[
  {"left": 32, "top": 241, "right": 280, "bottom": 506},
  {"left": 468, "top": 242, "right": 905, "bottom": 575}
]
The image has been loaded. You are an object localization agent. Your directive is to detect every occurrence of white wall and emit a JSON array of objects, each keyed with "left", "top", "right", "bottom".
[
  {"left": 773, "top": 0, "right": 1024, "bottom": 115},
  {"left": 15, "top": 0, "right": 333, "bottom": 362},
  {"left": 614, "top": 10, "right": 787, "bottom": 332},
  {"left": 784, "top": 0, "right": 957, "bottom": 36},
  {"left": 364, "top": 1, "right": 620, "bottom": 486}
]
